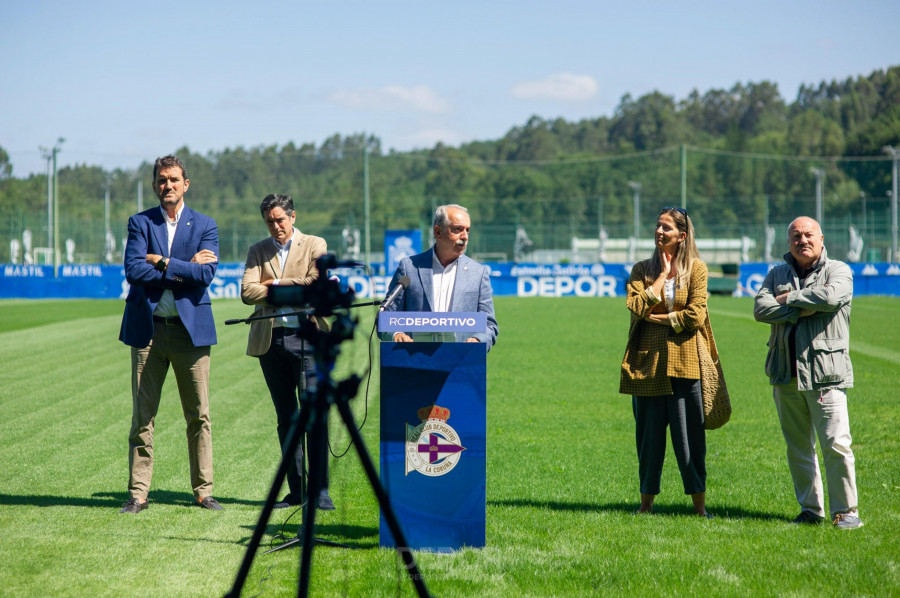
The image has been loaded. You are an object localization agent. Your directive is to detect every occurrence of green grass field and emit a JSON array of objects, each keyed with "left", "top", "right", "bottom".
[{"left": 1, "top": 296, "right": 898, "bottom": 597}]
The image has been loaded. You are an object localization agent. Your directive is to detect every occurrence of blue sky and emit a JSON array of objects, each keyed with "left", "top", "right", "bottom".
[{"left": 2, "top": 0, "right": 898, "bottom": 177}]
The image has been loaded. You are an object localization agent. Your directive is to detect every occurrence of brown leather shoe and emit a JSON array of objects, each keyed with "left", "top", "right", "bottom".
[
  {"left": 119, "top": 498, "right": 148, "bottom": 514},
  {"left": 198, "top": 496, "right": 223, "bottom": 510}
]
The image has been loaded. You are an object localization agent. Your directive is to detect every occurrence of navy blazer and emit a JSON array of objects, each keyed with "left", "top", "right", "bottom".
[
  {"left": 119, "top": 206, "right": 219, "bottom": 348},
  {"left": 385, "top": 248, "right": 498, "bottom": 349}
]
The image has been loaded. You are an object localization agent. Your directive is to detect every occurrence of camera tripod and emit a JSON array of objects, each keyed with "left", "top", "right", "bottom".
[{"left": 224, "top": 259, "right": 430, "bottom": 598}]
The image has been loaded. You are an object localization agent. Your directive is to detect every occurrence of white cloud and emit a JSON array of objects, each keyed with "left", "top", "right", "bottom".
[
  {"left": 510, "top": 73, "right": 599, "bottom": 102},
  {"left": 327, "top": 85, "right": 450, "bottom": 114}
]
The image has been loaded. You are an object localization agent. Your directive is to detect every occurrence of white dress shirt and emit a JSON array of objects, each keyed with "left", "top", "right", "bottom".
[
  {"left": 432, "top": 252, "right": 459, "bottom": 312},
  {"left": 271, "top": 230, "right": 301, "bottom": 328},
  {"left": 153, "top": 204, "right": 183, "bottom": 318}
]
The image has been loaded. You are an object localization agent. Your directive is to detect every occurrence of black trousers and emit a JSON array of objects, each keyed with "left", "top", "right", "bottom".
[
  {"left": 258, "top": 327, "right": 327, "bottom": 499},
  {"left": 632, "top": 378, "right": 706, "bottom": 496}
]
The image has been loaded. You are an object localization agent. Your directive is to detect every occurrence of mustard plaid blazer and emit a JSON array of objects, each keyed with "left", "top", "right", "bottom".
[{"left": 619, "top": 259, "right": 708, "bottom": 397}]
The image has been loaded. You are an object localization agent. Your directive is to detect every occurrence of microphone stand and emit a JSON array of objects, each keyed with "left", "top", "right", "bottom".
[
  {"left": 224, "top": 307, "right": 315, "bottom": 326},
  {"left": 349, "top": 300, "right": 383, "bottom": 308}
]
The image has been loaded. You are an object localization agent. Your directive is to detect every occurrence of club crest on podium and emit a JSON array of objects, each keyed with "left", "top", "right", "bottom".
[{"left": 405, "top": 405, "right": 466, "bottom": 476}]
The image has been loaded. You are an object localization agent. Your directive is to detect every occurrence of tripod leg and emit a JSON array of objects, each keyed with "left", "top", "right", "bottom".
[
  {"left": 225, "top": 404, "right": 312, "bottom": 598},
  {"left": 297, "top": 387, "right": 330, "bottom": 597},
  {"left": 334, "top": 399, "right": 431, "bottom": 598}
]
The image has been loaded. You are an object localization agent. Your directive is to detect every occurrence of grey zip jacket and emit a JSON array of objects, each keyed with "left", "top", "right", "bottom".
[{"left": 753, "top": 247, "right": 853, "bottom": 391}]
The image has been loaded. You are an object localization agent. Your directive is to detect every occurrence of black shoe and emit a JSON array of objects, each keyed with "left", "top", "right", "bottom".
[
  {"left": 317, "top": 489, "right": 335, "bottom": 511},
  {"left": 198, "top": 496, "right": 224, "bottom": 511},
  {"left": 274, "top": 494, "right": 303, "bottom": 509},
  {"left": 791, "top": 510, "right": 824, "bottom": 525},
  {"left": 119, "top": 497, "right": 148, "bottom": 514}
]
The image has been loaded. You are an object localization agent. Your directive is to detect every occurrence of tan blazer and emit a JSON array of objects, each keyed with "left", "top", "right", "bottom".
[
  {"left": 240, "top": 229, "right": 328, "bottom": 356},
  {"left": 619, "top": 259, "right": 708, "bottom": 397}
]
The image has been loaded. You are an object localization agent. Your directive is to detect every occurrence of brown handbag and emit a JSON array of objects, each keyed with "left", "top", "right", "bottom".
[{"left": 697, "top": 315, "right": 731, "bottom": 430}]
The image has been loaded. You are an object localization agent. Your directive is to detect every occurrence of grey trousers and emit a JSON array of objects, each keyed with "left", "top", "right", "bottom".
[{"left": 633, "top": 378, "right": 706, "bottom": 496}]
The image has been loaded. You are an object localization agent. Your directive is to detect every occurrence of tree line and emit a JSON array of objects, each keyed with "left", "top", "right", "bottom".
[{"left": 1, "top": 65, "right": 898, "bottom": 259}]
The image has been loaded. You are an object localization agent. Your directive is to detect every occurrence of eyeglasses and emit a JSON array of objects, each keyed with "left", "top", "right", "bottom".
[{"left": 660, "top": 206, "right": 688, "bottom": 216}]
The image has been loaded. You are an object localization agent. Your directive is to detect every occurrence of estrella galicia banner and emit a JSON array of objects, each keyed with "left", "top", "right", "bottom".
[
  {"left": 2, "top": 261, "right": 899, "bottom": 299},
  {"left": 342, "top": 262, "right": 630, "bottom": 298},
  {"left": 380, "top": 342, "right": 487, "bottom": 551}
]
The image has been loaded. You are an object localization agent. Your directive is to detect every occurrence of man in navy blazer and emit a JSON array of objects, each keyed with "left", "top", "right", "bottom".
[
  {"left": 384, "top": 204, "right": 498, "bottom": 349},
  {"left": 118, "top": 155, "right": 222, "bottom": 513}
]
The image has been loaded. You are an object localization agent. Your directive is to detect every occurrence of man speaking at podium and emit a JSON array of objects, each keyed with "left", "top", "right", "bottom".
[{"left": 384, "top": 204, "right": 498, "bottom": 349}]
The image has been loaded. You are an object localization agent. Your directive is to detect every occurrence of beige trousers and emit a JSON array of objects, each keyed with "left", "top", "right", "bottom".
[
  {"left": 128, "top": 319, "right": 213, "bottom": 500},
  {"left": 773, "top": 383, "right": 858, "bottom": 519}
]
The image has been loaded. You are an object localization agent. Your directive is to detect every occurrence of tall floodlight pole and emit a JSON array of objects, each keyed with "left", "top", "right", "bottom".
[
  {"left": 40, "top": 148, "right": 53, "bottom": 248},
  {"left": 105, "top": 176, "right": 111, "bottom": 261},
  {"left": 883, "top": 146, "right": 899, "bottom": 262},
  {"left": 810, "top": 167, "right": 825, "bottom": 226},
  {"left": 51, "top": 138, "right": 65, "bottom": 276},
  {"left": 627, "top": 181, "right": 642, "bottom": 241},
  {"left": 363, "top": 146, "right": 371, "bottom": 270}
]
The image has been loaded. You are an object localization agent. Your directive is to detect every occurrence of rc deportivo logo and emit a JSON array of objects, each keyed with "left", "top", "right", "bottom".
[{"left": 405, "top": 405, "right": 465, "bottom": 476}]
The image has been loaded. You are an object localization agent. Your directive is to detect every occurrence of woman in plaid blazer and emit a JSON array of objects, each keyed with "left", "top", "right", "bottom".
[{"left": 619, "top": 207, "right": 711, "bottom": 518}]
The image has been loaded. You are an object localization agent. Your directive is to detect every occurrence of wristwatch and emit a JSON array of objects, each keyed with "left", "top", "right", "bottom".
[{"left": 155, "top": 257, "right": 168, "bottom": 272}]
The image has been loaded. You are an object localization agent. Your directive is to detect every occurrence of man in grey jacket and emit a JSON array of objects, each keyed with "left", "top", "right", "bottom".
[
  {"left": 754, "top": 216, "right": 862, "bottom": 529},
  {"left": 384, "top": 204, "right": 498, "bottom": 349}
]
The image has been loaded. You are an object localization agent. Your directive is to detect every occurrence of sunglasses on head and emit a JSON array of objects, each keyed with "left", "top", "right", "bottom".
[{"left": 660, "top": 206, "right": 688, "bottom": 216}]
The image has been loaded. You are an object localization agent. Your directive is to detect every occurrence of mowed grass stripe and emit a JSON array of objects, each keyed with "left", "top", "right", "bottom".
[
  {"left": 1, "top": 296, "right": 899, "bottom": 597},
  {"left": 851, "top": 339, "right": 900, "bottom": 364},
  {"left": 0, "top": 316, "right": 130, "bottom": 447}
]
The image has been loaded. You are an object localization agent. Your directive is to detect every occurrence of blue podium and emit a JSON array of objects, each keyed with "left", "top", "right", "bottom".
[{"left": 378, "top": 312, "right": 487, "bottom": 551}]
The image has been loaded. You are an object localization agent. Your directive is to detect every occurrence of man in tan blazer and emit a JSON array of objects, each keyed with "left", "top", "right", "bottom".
[{"left": 241, "top": 193, "right": 334, "bottom": 510}]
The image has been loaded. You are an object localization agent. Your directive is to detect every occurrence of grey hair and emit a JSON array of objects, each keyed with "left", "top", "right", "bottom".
[{"left": 433, "top": 204, "right": 469, "bottom": 228}]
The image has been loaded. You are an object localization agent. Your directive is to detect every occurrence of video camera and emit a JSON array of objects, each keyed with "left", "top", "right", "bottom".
[{"left": 266, "top": 253, "right": 357, "bottom": 317}]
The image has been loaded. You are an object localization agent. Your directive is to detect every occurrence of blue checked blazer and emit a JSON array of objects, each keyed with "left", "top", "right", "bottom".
[
  {"left": 384, "top": 248, "right": 499, "bottom": 349},
  {"left": 119, "top": 206, "right": 219, "bottom": 348}
]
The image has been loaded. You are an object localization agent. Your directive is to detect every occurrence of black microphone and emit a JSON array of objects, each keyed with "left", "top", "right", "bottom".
[{"left": 380, "top": 275, "right": 410, "bottom": 311}]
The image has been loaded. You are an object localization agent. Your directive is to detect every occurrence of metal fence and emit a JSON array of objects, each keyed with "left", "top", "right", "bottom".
[
  {"left": 3, "top": 145, "right": 898, "bottom": 267},
  {"left": 2, "top": 195, "right": 895, "bottom": 269}
]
